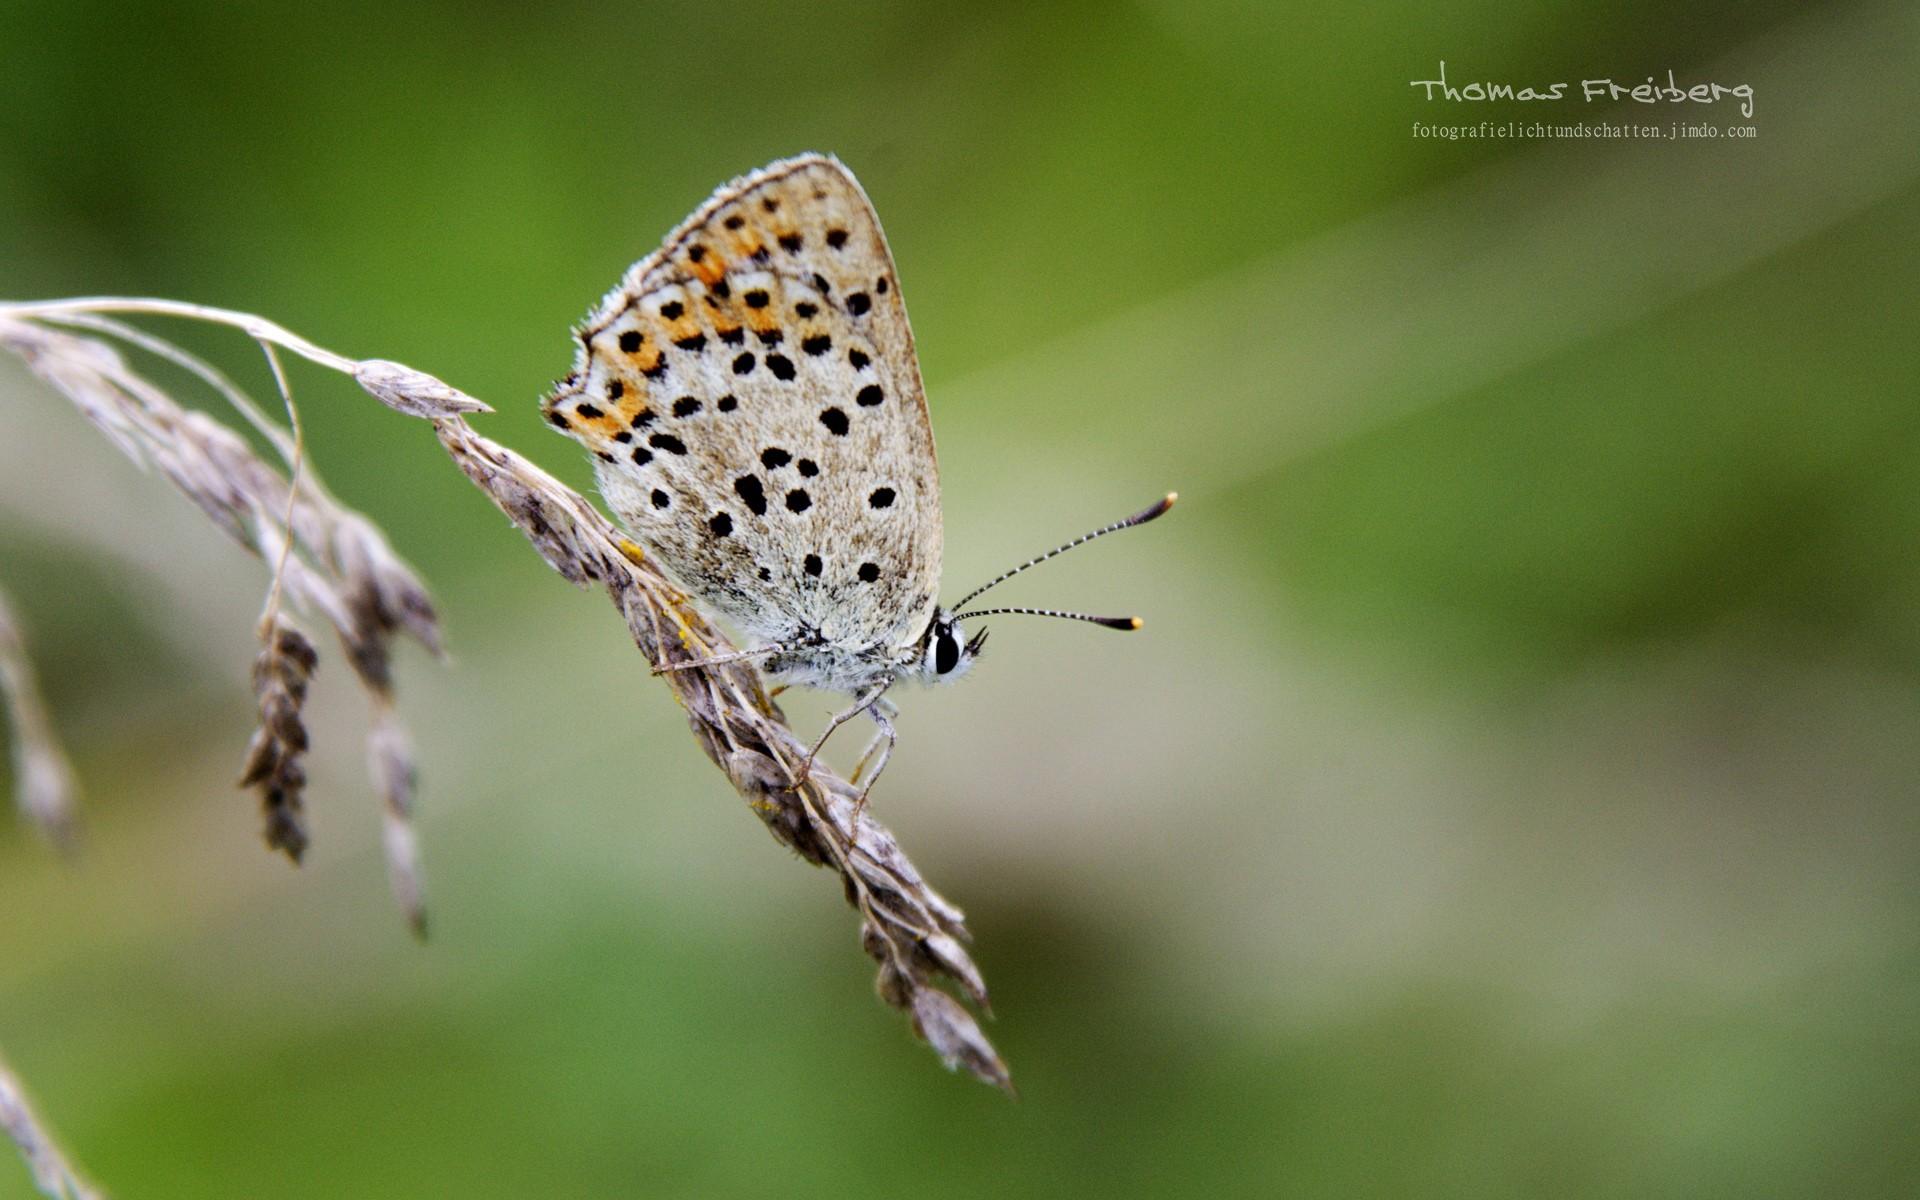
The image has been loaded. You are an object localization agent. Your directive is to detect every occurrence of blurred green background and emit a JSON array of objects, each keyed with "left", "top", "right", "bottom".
[{"left": 4, "top": 0, "right": 1919, "bottom": 1195}]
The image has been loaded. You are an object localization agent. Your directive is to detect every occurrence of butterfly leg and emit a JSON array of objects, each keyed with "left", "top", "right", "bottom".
[
  {"left": 848, "top": 703, "right": 898, "bottom": 830},
  {"left": 652, "top": 643, "right": 782, "bottom": 676},
  {"left": 799, "top": 678, "right": 894, "bottom": 802},
  {"left": 849, "top": 698, "right": 900, "bottom": 786}
]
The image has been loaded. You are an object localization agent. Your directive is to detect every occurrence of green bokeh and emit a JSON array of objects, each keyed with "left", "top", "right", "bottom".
[{"left": 3, "top": 1, "right": 1918, "bottom": 1196}]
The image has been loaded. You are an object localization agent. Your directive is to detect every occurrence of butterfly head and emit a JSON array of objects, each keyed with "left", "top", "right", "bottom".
[{"left": 915, "top": 609, "right": 989, "bottom": 684}]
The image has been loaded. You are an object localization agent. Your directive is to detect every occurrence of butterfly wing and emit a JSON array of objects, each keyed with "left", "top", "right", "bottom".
[{"left": 545, "top": 155, "right": 943, "bottom": 657}]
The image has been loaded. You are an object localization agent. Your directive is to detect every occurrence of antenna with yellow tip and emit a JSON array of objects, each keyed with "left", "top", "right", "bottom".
[
  {"left": 948, "top": 492, "right": 1175, "bottom": 630},
  {"left": 950, "top": 606, "right": 1144, "bottom": 630},
  {"left": 948, "top": 492, "right": 1177, "bottom": 614}
]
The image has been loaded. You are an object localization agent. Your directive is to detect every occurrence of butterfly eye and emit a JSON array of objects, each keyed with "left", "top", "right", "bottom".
[{"left": 934, "top": 628, "right": 961, "bottom": 675}]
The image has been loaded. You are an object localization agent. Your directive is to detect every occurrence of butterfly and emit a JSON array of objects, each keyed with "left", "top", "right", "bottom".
[{"left": 543, "top": 154, "right": 1172, "bottom": 798}]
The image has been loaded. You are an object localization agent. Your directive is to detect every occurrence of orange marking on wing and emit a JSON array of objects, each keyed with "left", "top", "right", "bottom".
[{"left": 690, "top": 253, "right": 727, "bottom": 287}]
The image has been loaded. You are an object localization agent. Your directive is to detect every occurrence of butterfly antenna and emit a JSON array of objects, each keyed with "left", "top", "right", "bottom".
[
  {"left": 950, "top": 606, "right": 1143, "bottom": 631},
  {"left": 949, "top": 492, "right": 1177, "bottom": 613}
]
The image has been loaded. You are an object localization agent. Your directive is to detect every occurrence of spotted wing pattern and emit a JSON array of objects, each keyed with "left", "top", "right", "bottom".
[{"left": 544, "top": 155, "right": 943, "bottom": 656}]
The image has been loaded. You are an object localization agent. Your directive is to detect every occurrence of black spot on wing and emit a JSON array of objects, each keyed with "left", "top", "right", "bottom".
[{"left": 734, "top": 475, "right": 767, "bottom": 516}]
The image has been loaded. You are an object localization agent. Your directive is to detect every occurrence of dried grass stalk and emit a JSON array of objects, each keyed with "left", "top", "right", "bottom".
[
  {"left": 0, "top": 587, "right": 81, "bottom": 850},
  {"left": 238, "top": 617, "right": 319, "bottom": 861},
  {"left": 0, "top": 298, "right": 1010, "bottom": 1093},
  {"left": 433, "top": 419, "right": 1010, "bottom": 1090},
  {"left": 0, "top": 1049, "right": 102, "bottom": 1200},
  {"left": 0, "top": 307, "right": 441, "bottom": 931},
  {"left": 366, "top": 702, "right": 427, "bottom": 937}
]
